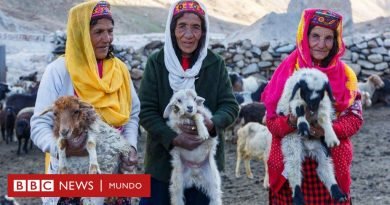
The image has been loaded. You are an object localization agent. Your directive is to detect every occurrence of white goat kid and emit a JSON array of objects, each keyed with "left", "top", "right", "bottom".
[
  {"left": 235, "top": 122, "right": 271, "bottom": 189},
  {"left": 163, "top": 89, "right": 222, "bottom": 205},
  {"left": 276, "top": 69, "right": 347, "bottom": 205}
]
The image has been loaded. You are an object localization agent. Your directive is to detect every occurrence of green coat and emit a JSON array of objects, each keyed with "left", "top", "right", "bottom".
[{"left": 138, "top": 49, "right": 239, "bottom": 183}]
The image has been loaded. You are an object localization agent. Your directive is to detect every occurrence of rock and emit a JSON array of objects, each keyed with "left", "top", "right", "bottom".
[
  {"left": 261, "top": 51, "right": 273, "bottom": 61},
  {"left": 352, "top": 52, "right": 359, "bottom": 63},
  {"left": 384, "top": 39, "right": 390, "bottom": 48},
  {"left": 241, "top": 63, "right": 259, "bottom": 75},
  {"left": 357, "top": 60, "right": 375, "bottom": 69},
  {"left": 375, "top": 62, "right": 389, "bottom": 71},
  {"left": 236, "top": 60, "right": 245, "bottom": 68},
  {"left": 376, "top": 37, "right": 384, "bottom": 47},
  {"left": 250, "top": 46, "right": 262, "bottom": 57},
  {"left": 258, "top": 42, "right": 270, "bottom": 51},
  {"left": 244, "top": 51, "right": 253, "bottom": 58},
  {"left": 371, "top": 47, "right": 388, "bottom": 55},
  {"left": 348, "top": 63, "right": 361, "bottom": 76},
  {"left": 367, "top": 40, "right": 378, "bottom": 48},
  {"left": 242, "top": 39, "right": 252, "bottom": 50},
  {"left": 258, "top": 61, "right": 273, "bottom": 68},
  {"left": 275, "top": 44, "right": 295, "bottom": 53},
  {"left": 356, "top": 42, "right": 368, "bottom": 49},
  {"left": 233, "top": 54, "right": 245, "bottom": 62},
  {"left": 368, "top": 54, "right": 383, "bottom": 64}
]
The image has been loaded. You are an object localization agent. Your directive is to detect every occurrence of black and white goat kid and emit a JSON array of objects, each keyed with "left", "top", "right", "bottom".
[
  {"left": 276, "top": 69, "right": 347, "bottom": 205},
  {"left": 163, "top": 89, "right": 221, "bottom": 205}
]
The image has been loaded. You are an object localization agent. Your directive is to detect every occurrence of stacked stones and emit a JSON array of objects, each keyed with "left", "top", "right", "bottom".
[
  {"left": 212, "top": 39, "right": 295, "bottom": 79},
  {"left": 342, "top": 32, "right": 390, "bottom": 80},
  {"left": 50, "top": 31, "right": 390, "bottom": 82}
]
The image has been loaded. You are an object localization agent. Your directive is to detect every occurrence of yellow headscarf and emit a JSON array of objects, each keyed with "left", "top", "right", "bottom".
[{"left": 65, "top": 1, "right": 131, "bottom": 126}]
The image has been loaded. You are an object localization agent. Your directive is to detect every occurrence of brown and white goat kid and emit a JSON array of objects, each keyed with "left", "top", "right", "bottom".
[
  {"left": 276, "top": 69, "right": 347, "bottom": 205},
  {"left": 235, "top": 122, "right": 271, "bottom": 189},
  {"left": 358, "top": 74, "right": 384, "bottom": 107},
  {"left": 163, "top": 89, "right": 222, "bottom": 205},
  {"left": 40, "top": 96, "right": 100, "bottom": 174}
]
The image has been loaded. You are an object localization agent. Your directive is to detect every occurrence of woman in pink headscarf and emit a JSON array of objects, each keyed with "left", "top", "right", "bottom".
[{"left": 261, "top": 9, "right": 363, "bottom": 205}]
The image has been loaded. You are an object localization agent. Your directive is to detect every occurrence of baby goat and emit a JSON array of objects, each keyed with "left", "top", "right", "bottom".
[
  {"left": 276, "top": 69, "right": 346, "bottom": 205},
  {"left": 163, "top": 89, "right": 222, "bottom": 205},
  {"left": 40, "top": 96, "right": 132, "bottom": 175},
  {"left": 358, "top": 74, "right": 384, "bottom": 107},
  {"left": 235, "top": 122, "right": 271, "bottom": 189}
]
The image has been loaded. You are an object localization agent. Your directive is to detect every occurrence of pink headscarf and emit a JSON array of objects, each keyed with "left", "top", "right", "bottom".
[{"left": 261, "top": 8, "right": 358, "bottom": 118}]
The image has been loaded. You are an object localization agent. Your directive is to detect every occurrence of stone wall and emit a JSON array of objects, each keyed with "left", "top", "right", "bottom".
[{"left": 51, "top": 31, "right": 390, "bottom": 82}]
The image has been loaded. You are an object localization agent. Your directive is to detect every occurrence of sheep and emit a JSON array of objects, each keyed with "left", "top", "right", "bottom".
[
  {"left": 235, "top": 122, "right": 271, "bottom": 189},
  {"left": 276, "top": 68, "right": 347, "bottom": 205},
  {"left": 15, "top": 107, "right": 34, "bottom": 155},
  {"left": 0, "top": 109, "right": 5, "bottom": 143},
  {"left": 163, "top": 89, "right": 222, "bottom": 205},
  {"left": 40, "top": 96, "right": 133, "bottom": 175},
  {"left": 358, "top": 74, "right": 384, "bottom": 107}
]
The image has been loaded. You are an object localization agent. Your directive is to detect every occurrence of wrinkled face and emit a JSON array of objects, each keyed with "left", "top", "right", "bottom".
[
  {"left": 308, "top": 26, "right": 334, "bottom": 64},
  {"left": 90, "top": 18, "right": 113, "bottom": 60},
  {"left": 174, "top": 13, "right": 202, "bottom": 57}
]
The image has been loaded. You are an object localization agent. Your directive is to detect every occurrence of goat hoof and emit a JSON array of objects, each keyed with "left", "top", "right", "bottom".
[
  {"left": 235, "top": 173, "right": 241, "bottom": 178},
  {"left": 247, "top": 174, "right": 254, "bottom": 179},
  {"left": 293, "top": 186, "right": 305, "bottom": 205},
  {"left": 89, "top": 165, "right": 101, "bottom": 174},
  {"left": 331, "top": 184, "right": 347, "bottom": 202},
  {"left": 59, "top": 167, "right": 68, "bottom": 174}
]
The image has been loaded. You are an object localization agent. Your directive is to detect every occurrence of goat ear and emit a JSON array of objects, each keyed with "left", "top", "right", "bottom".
[
  {"left": 163, "top": 101, "right": 174, "bottom": 118},
  {"left": 195, "top": 96, "right": 205, "bottom": 106},
  {"left": 39, "top": 106, "right": 53, "bottom": 116},
  {"left": 325, "top": 82, "right": 335, "bottom": 102},
  {"left": 78, "top": 100, "right": 93, "bottom": 109},
  {"left": 290, "top": 81, "right": 301, "bottom": 101}
]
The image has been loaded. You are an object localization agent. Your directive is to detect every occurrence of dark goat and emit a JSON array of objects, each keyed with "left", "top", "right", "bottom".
[
  {"left": 6, "top": 93, "right": 37, "bottom": 115},
  {"left": 4, "top": 107, "right": 16, "bottom": 144},
  {"left": 239, "top": 102, "right": 266, "bottom": 125},
  {"left": 0, "top": 109, "right": 5, "bottom": 142},
  {"left": 372, "top": 78, "right": 390, "bottom": 106},
  {"left": 15, "top": 107, "right": 34, "bottom": 155},
  {"left": 0, "top": 82, "right": 10, "bottom": 101},
  {"left": 19, "top": 71, "right": 38, "bottom": 82},
  {"left": 229, "top": 72, "right": 244, "bottom": 92}
]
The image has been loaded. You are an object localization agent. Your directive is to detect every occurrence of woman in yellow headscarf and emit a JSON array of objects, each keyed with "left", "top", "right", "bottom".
[{"left": 30, "top": 1, "right": 140, "bottom": 204}]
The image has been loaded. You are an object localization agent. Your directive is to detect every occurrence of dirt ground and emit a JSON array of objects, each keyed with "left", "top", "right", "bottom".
[{"left": 0, "top": 105, "right": 389, "bottom": 205}]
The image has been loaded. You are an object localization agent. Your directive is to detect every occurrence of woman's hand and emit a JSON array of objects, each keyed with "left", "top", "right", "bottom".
[
  {"left": 309, "top": 123, "right": 325, "bottom": 139},
  {"left": 65, "top": 137, "right": 89, "bottom": 157},
  {"left": 120, "top": 146, "right": 138, "bottom": 174},
  {"left": 172, "top": 132, "right": 204, "bottom": 150}
]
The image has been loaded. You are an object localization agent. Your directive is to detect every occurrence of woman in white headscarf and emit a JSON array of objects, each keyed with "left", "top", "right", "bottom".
[{"left": 138, "top": 0, "right": 239, "bottom": 204}]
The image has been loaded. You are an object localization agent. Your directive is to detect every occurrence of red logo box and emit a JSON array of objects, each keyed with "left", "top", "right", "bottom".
[{"left": 8, "top": 174, "right": 150, "bottom": 197}]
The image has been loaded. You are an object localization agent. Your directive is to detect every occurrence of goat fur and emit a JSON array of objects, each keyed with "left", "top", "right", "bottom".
[
  {"left": 235, "top": 122, "right": 271, "bottom": 189},
  {"left": 163, "top": 89, "right": 222, "bottom": 205},
  {"left": 40, "top": 96, "right": 132, "bottom": 175},
  {"left": 276, "top": 69, "right": 346, "bottom": 204}
]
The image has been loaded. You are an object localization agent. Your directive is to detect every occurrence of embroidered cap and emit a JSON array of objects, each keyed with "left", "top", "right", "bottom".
[
  {"left": 310, "top": 9, "right": 341, "bottom": 30},
  {"left": 173, "top": 0, "right": 205, "bottom": 17},
  {"left": 91, "top": 1, "right": 112, "bottom": 20}
]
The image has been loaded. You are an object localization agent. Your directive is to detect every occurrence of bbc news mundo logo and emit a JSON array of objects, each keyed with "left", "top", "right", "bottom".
[
  {"left": 14, "top": 180, "right": 54, "bottom": 192},
  {"left": 8, "top": 174, "right": 150, "bottom": 197}
]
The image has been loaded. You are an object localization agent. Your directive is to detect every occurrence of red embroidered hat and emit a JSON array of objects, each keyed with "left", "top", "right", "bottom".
[
  {"left": 173, "top": 0, "right": 205, "bottom": 17},
  {"left": 91, "top": 1, "right": 112, "bottom": 21},
  {"left": 310, "top": 9, "right": 341, "bottom": 30}
]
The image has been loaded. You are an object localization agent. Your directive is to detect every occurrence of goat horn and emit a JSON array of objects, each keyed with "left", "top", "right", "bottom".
[{"left": 39, "top": 106, "right": 53, "bottom": 116}]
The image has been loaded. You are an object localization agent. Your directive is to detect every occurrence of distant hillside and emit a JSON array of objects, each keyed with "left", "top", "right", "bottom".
[{"left": 0, "top": 0, "right": 289, "bottom": 35}]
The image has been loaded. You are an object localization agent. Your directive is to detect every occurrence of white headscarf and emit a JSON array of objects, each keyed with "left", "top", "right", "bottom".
[{"left": 164, "top": 0, "right": 210, "bottom": 92}]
